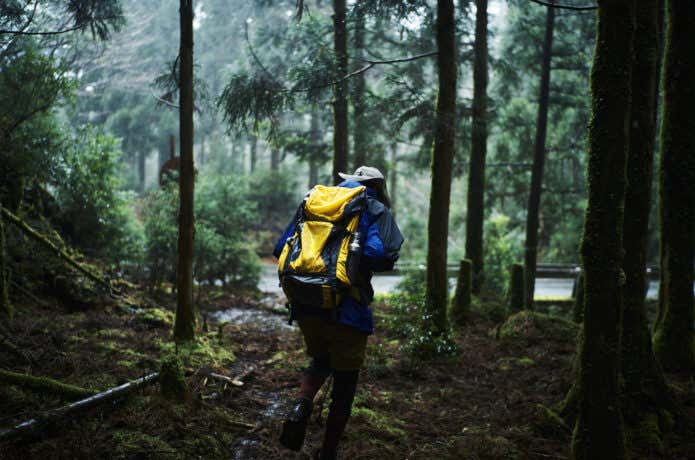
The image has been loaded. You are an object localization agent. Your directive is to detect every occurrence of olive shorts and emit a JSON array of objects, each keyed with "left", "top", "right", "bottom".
[{"left": 297, "top": 316, "right": 368, "bottom": 372}]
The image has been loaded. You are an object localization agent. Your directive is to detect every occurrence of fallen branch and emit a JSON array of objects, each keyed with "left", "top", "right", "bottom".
[
  {"left": 9, "top": 279, "right": 51, "bottom": 308},
  {"left": 188, "top": 365, "right": 256, "bottom": 388},
  {"left": 0, "top": 207, "right": 113, "bottom": 292},
  {"left": 0, "top": 372, "right": 159, "bottom": 444},
  {"left": 0, "top": 369, "right": 93, "bottom": 400}
]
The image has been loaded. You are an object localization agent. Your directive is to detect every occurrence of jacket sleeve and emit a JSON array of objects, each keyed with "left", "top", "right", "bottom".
[
  {"left": 273, "top": 206, "right": 301, "bottom": 259},
  {"left": 361, "top": 200, "right": 404, "bottom": 272}
]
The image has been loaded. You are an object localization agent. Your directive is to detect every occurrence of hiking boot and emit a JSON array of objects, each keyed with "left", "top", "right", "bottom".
[{"left": 279, "top": 397, "right": 313, "bottom": 451}]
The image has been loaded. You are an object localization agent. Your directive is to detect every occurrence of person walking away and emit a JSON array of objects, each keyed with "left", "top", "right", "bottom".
[{"left": 273, "top": 166, "right": 403, "bottom": 460}]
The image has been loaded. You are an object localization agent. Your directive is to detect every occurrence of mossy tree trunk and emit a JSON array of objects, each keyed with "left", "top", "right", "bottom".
[
  {"left": 464, "top": 0, "right": 488, "bottom": 295},
  {"left": 523, "top": 2, "right": 554, "bottom": 311},
  {"left": 352, "top": 7, "right": 368, "bottom": 169},
  {"left": 622, "top": 0, "right": 672, "bottom": 437},
  {"left": 425, "top": 0, "right": 457, "bottom": 335},
  {"left": 571, "top": 0, "right": 634, "bottom": 458},
  {"left": 508, "top": 263, "right": 524, "bottom": 313},
  {"left": 0, "top": 205, "right": 10, "bottom": 319},
  {"left": 652, "top": 0, "right": 695, "bottom": 375},
  {"left": 174, "top": 0, "right": 196, "bottom": 342},
  {"left": 451, "top": 259, "right": 472, "bottom": 325},
  {"left": 331, "top": 0, "right": 349, "bottom": 184}
]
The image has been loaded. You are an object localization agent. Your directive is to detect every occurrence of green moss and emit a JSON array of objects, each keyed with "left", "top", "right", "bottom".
[
  {"left": 0, "top": 369, "right": 94, "bottom": 400},
  {"left": 155, "top": 333, "right": 235, "bottom": 368},
  {"left": 535, "top": 404, "right": 571, "bottom": 438},
  {"left": 135, "top": 307, "right": 174, "bottom": 328},
  {"left": 498, "top": 310, "right": 578, "bottom": 347},
  {"left": 159, "top": 353, "right": 187, "bottom": 402},
  {"left": 96, "top": 328, "right": 130, "bottom": 339},
  {"left": 352, "top": 406, "right": 406, "bottom": 438},
  {"left": 111, "top": 429, "right": 180, "bottom": 459},
  {"left": 627, "top": 411, "right": 663, "bottom": 453}
]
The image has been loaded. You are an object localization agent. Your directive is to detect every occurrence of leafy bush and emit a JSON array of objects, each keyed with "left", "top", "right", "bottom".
[
  {"left": 53, "top": 125, "right": 144, "bottom": 270},
  {"left": 483, "top": 212, "right": 523, "bottom": 294},
  {"left": 142, "top": 175, "right": 261, "bottom": 290}
]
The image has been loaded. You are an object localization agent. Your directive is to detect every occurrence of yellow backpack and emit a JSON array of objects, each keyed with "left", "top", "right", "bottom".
[{"left": 277, "top": 185, "right": 367, "bottom": 310}]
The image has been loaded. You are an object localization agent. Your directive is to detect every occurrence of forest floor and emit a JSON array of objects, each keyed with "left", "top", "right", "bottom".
[{"left": 1, "top": 285, "right": 694, "bottom": 460}]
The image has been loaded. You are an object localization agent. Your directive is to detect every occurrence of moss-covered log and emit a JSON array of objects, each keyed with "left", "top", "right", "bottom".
[
  {"left": 0, "top": 369, "right": 94, "bottom": 400},
  {"left": 0, "top": 372, "right": 158, "bottom": 443},
  {"left": 451, "top": 259, "right": 472, "bottom": 325},
  {"left": 0, "top": 206, "right": 112, "bottom": 292},
  {"left": 571, "top": 0, "right": 634, "bottom": 458},
  {"left": 508, "top": 263, "right": 524, "bottom": 313},
  {"left": 652, "top": 0, "right": 695, "bottom": 374},
  {"left": 621, "top": 0, "right": 673, "bottom": 443},
  {"left": 0, "top": 203, "right": 10, "bottom": 319}
]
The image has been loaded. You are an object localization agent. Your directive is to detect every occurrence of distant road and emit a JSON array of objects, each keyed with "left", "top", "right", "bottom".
[{"left": 261, "top": 262, "right": 664, "bottom": 300}]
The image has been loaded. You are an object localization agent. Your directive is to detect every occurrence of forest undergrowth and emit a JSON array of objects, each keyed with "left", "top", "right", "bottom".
[{"left": 2, "top": 278, "right": 693, "bottom": 460}]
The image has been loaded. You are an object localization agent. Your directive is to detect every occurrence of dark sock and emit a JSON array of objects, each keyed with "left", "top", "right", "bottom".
[{"left": 321, "top": 369, "right": 359, "bottom": 456}]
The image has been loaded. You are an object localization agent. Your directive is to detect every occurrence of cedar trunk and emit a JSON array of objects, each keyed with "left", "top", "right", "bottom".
[
  {"left": 464, "top": 0, "right": 488, "bottom": 295},
  {"left": 332, "top": 0, "right": 349, "bottom": 184},
  {"left": 0, "top": 202, "right": 10, "bottom": 319},
  {"left": 309, "top": 108, "right": 320, "bottom": 189},
  {"left": 622, "top": 0, "right": 671, "bottom": 427},
  {"left": 174, "top": 0, "right": 196, "bottom": 342},
  {"left": 523, "top": 3, "right": 554, "bottom": 310},
  {"left": 352, "top": 8, "right": 368, "bottom": 169},
  {"left": 425, "top": 0, "right": 457, "bottom": 334},
  {"left": 652, "top": 0, "right": 695, "bottom": 374},
  {"left": 571, "top": 1, "right": 634, "bottom": 458}
]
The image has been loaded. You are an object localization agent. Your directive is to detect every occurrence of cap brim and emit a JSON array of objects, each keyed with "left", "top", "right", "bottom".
[{"left": 338, "top": 172, "right": 368, "bottom": 182}]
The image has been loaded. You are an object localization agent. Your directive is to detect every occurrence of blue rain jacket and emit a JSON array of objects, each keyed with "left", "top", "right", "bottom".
[{"left": 273, "top": 180, "right": 404, "bottom": 334}]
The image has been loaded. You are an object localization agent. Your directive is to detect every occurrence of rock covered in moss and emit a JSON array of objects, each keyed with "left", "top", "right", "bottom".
[
  {"left": 159, "top": 353, "right": 187, "bottom": 402},
  {"left": 497, "top": 310, "right": 578, "bottom": 347}
]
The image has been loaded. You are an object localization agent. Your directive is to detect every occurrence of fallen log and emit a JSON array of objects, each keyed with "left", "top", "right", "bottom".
[
  {"left": 0, "top": 206, "right": 113, "bottom": 292},
  {"left": 0, "top": 372, "right": 159, "bottom": 444},
  {"left": 0, "top": 369, "right": 92, "bottom": 400},
  {"left": 187, "top": 365, "right": 256, "bottom": 388},
  {"left": 0, "top": 336, "right": 33, "bottom": 364}
]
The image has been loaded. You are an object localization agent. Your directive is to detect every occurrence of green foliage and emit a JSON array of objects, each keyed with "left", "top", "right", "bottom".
[
  {"left": 483, "top": 213, "right": 523, "bottom": 294},
  {"left": 143, "top": 175, "right": 261, "bottom": 289},
  {"left": 53, "top": 125, "right": 144, "bottom": 270},
  {"left": 387, "top": 279, "right": 458, "bottom": 360}
]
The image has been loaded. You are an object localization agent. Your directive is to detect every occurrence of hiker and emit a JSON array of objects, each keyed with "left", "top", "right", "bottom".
[{"left": 273, "top": 166, "right": 403, "bottom": 460}]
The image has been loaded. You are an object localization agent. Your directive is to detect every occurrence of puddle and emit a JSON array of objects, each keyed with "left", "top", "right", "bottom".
[
  {"left": 209, "top": 307, "right": 293, "bottom": 331},
  {"left": 231, "top": 438, "right": 261, "bottom": 460}
]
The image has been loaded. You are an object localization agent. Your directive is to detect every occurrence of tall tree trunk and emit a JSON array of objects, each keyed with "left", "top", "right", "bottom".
[
  {"left": 0, "top": 202, "right": 11, "bottom": 319},
  {"left": 425, "top": 0, "right": 456, "bottom": 335},
  {"left": 352, "top": 7, "right": 367, "bottom": 169},
  {"left": 249, "top": 126, "right": 257, "bottom": 173},
  {"left": 309, "top": 108, "right": 320, "bottom": 189},
  {"left": 571, "top": 1, "right": 634, "bottom": 458},
  {"left": 138, "top": 150, "right": 146, "bottom": 194},
  {"left": 463, "top": 0, "right": 488, "bottom": 295},
  {"left": 523, "top": 2, "right": 555, "bottom": 310},
  {"left": 331, "top": 0, "right": 349, "bottom": 184},
  {"left": 174, "top": 0, "right": 196, "bottom": 342},
  {"left": 270, "top": 147, "right": 280, "bottom": 171},
  {"left": 652, "top": 0, "right": 695, "bottom": 374},
  {"left": 622, "top": 0, "right": 672, "bottom": 434},
  {"left": 389, "top": 142, "right": 397, "bottom": 216}
]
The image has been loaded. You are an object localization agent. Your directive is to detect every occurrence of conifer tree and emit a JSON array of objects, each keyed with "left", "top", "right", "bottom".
[
  {"left": 332, "top": 0, "right": 349, "bottom": 184},
  {"left": 652, "top": 0, "right": 695, "bottom": 374},
  {"left": 174, "top": 0, "right": 196, "bottom": 342},
  {"left": 464, "top": 0, "right": 488, "bottom": 295},
  {"left": 425, "top": 0, "right": 457, "bottom": 334},
  {"left": 571, "top": 1, "right": 634, "bottom": 458}
]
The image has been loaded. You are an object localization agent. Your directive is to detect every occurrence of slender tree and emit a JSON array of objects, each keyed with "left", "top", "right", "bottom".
[
  {"left": 174, "top": 0, "right": 196, "bottom": 342},
  {"left": 621, "top": 0, "right": 672, "bottom": 428},
  {"left": 652, "top": 0, "right": 695, "bottom": 374},
  {"left": 352, "top": 6, "right": 368, "bottom": 169},
  {"left": 571, "top": 0, "right": 634, "bottom": 458},
  {"left": 425, "top": 0, "right": 457, "bottom": 334},
  {"left": 250, "top": 121, "right": 258, "bottom": 173},
  {"left": 309, "top": 108, "right": 321, "bottom": 188},
  {"left": 0, "top": 204, "right": 10, "bottom": 319},
  {"left": 332, "top": 0, "right": 349, "bottom": 184},
  {"left": 523, "top": 1, "right": 555, "bottom": 310},
  {"left": 464, "top": 0, "right": 488, "bottom": 295}
]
